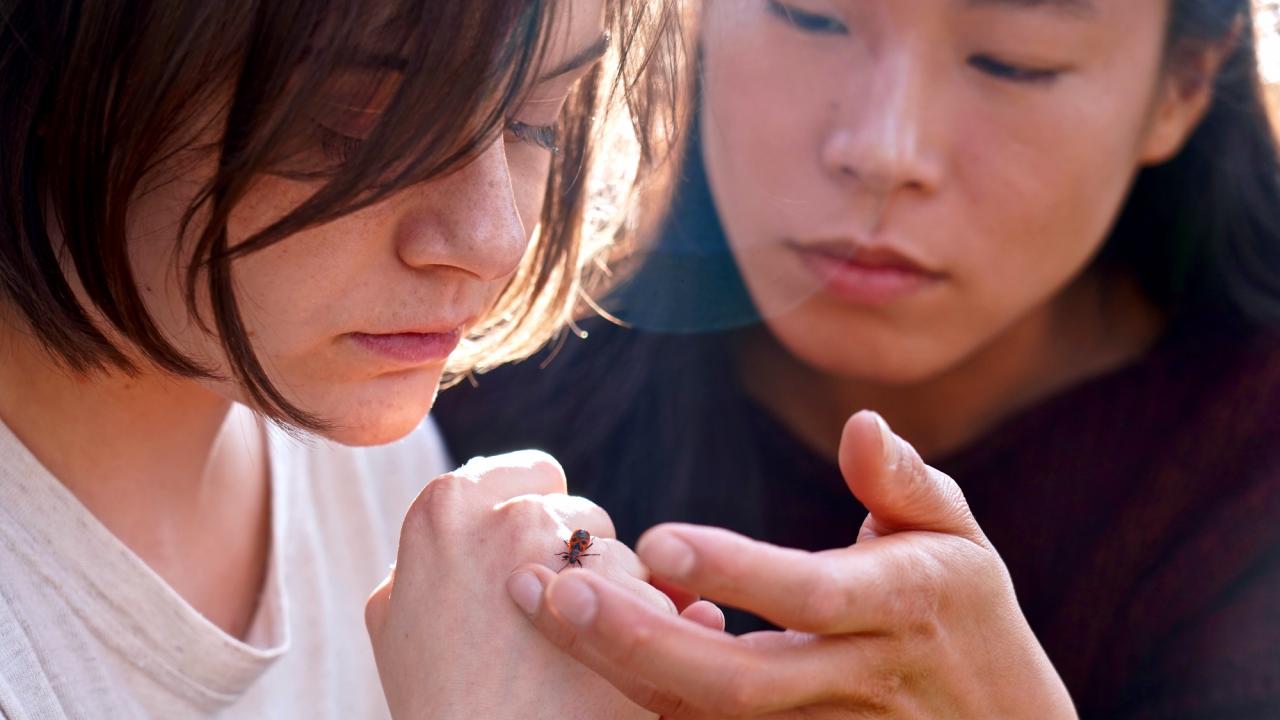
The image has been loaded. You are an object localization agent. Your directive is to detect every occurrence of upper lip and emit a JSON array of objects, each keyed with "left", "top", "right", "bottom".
[
  {"left": 787, "top": 239, "right": 943, "bottom": 277},
  {"left": 357, "top": 319, "right": 470, "bottom": 337}
]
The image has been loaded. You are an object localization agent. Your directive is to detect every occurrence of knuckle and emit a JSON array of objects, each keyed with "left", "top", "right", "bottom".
[
  {"left": 900, "top": 461, "right": 935, "bottom": 506},
  {"left": 631, "top": 685, "right": 691, "bottom": 718},
  {"left": 489, "top": 449, "right": 567, "bottom": 486},
  {"left": 363, "top": 582, "right": 390, "bottom": 634},
  {"left": 885, "top": 553, "right": 946, "bottom": 640},
  {"left": 416, "top": 471, "right": 467, "bottom": 511},
  {"left": 399, "top": 473, "right": 475, "bottom": 554},
  {"left": 855, "top": 666, "right": 910, "bottom": 713},
  {"left": 494, "top": 494, "right": 548, "bottom": 520},
  {"left": 402, "top": 476, "right": 456, "bottom": 536},
  {"left": 515, "top": 449, "right": 567, "bottom": 483},
  {"left": 404, "top": 471, "right": 460, "bottom": 515},
  {"left": 607, "top": 618, "right": 657, "bottom": 668}
]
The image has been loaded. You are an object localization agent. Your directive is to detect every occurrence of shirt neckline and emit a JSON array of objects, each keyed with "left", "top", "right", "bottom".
[{"left": 0, "top": 404, "right": 292, "bottom": 711}]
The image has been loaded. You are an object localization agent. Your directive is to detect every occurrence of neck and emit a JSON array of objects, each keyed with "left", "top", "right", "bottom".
[
  {"left": 740, "top": 270, "right": 1167, "bottom": 463},
  {"left": 0, "top": 316, "right": 272, "bottom": 639}
]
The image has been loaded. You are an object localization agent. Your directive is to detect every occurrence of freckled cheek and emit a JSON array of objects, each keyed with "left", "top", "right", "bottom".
[{"left": 507, "top": 154, "right": 553, "bottom": 241}]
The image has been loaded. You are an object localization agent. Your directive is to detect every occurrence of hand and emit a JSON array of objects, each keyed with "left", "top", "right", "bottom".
[
  {"left": 509, "top": 412, "right": 1079, "bottom": 719},
  {"left": 365, "top": 450, "right": 723, "bottom": 720}
]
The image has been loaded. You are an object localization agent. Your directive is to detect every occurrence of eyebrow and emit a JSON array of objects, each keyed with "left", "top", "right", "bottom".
[
  {"left": 964, "top": 0, "right": 1097, "bottom": 18},
  {"left": 537, "top": 32, "right": 610, "bottom": 82}
]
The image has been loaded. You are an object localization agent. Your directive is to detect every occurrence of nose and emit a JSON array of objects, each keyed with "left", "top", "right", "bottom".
[
  {"left": 394, "top": 139, "right": 528, "bottom": 282},
  {"left": 820, "top": 48, "right": 944, "bottom": 199}
]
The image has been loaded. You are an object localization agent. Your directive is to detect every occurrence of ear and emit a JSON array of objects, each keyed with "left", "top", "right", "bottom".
[{"left": 1139, "top": 23, "right": 1242, "bottom": 166}]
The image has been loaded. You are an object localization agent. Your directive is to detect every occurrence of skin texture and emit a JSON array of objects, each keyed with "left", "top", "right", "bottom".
[
  {"left": 513, "top": 412, "right": 1075, "bottom": 718},
  {"left": 0, "top": 1, "right": 717, "bottom": 715},
  {"left": 508, "top": 0, "right": 1234, "bottom": 716},
  {"left": 366, "top": 451, "right": 723, "bottom": 720},
  {"left": 704, "top": 0, "right": 1217, "bottom": 459}
]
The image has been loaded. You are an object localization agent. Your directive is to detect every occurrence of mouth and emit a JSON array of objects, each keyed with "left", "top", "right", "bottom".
[
  {"left": 349, "top": 327, "right": 463, "bottom": 365},
  {"left": 785, "top": 239, "right": 945, "bottom": 306}
]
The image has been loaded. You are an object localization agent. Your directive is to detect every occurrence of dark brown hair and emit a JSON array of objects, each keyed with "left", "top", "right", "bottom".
[{"left": 0, "top": 0, "right": 686, "bottom": 429}]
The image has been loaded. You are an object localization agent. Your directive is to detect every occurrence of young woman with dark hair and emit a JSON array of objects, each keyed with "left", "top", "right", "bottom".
[
  {"left": 0, "top": 0, "right": 706, "bottom": 717},
  {"left": 437, "top": 0, "right": 1280, "bottom": 716}
]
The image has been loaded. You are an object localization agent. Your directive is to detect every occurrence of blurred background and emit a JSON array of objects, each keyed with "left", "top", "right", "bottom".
[{"left": 1257, "top": 1, "right": 1280, "bottom": 113}]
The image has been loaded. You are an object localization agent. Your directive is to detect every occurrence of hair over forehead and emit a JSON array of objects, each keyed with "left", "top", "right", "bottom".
[{"left": 0, "top": 0, "right": 691, "bottom": 430}]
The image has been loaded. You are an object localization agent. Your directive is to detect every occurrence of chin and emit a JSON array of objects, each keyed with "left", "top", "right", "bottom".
[
  {"left": 317, "top": 373, "right": 443, "bottom": 447},
  {"left": 324, "top": 412, "right": 432, "bottom": 447},
  {"left": 768, "top": 315, "right": 965, "bottom": 387}
]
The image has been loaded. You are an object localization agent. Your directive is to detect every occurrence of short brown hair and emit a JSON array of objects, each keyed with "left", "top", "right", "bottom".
[{"left": 0, "top": 0, "right": 687, "bottom": 429}]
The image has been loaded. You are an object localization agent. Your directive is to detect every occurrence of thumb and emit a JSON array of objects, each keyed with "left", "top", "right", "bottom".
[{"left": 838, "top": 410, "right": 982, "bottom": 542}]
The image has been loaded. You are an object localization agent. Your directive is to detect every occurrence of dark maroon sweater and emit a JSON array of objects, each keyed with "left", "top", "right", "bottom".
[{"left": 435, "top": 317, "right": 1280, "bottom": 718}]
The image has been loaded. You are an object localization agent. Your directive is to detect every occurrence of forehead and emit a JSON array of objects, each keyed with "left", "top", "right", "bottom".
[
  {"left": 957, "top": 0, "right": 1165, "bottom": 24},
  {"left": 796, "top": 0, "right": 1159, "bottom": 24}
]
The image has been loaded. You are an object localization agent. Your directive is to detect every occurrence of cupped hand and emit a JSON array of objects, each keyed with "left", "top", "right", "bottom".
[
  {"left": 365, "top": 450, "right": 721, "bottom": 720},
  {"left": 508, "top": 412, "right": 1078, "bottom": 719}
]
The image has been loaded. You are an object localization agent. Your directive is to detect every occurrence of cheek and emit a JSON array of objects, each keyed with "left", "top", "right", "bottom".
[
  {"left": 506, "top": 146, "right": 553, "bottom": 238},
  {"left": 125, "top": 165, "right": 229, "bottom": 371},
  {"left": 949, "top": 86, "right": 1152, "bottom": 317},
  {"left": 225, "top": 178, "right": 435, "bottom": 399},
  {"left": 701, "top": 12, "right": 827, "bottom": 224}
]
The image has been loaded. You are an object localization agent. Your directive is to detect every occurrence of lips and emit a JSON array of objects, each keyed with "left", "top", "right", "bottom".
[
  {"left": 789, "top": 239, "right": 940, "bottom": 275},
  {"left": 786, "top": 239, "right": 944, "bottom": 305},
  {"left": 350, "top": 327, "right": 463, "bottom": 364}
]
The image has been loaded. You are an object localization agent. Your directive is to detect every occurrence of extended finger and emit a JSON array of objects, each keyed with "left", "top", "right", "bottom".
[
  {"left": 639, "top": 523, "right": 929, "bottom": 634},
  {"left": 520, "top": 569, "right": 848, "bottom": 716},
  {"left": 507, "top": 565, "right": 721, "bottom": 719},
  {"left": 643, "top": 522, "right": 982, "bottom": 637}
]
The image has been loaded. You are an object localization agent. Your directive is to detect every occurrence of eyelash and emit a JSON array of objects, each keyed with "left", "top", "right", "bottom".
[
  {"left": 318, "top": 126, "right": 364, "bottom": 163},
  {"left": 506, "top": 120, "right": 560, "bottom": 155},
  {"left": 765, "top": 0, "right": 849, "bottom": 34},
  {"left": 968, "top": 56, "right": 1064, "bottom": 85},
  {"left": 765, "top": 1, "right": 1063, "bottom": 88},
  {"left": 318, "top": 119, "right": 560, "bottom": 164}
]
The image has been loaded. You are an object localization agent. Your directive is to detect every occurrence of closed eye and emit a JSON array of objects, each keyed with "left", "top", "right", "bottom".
[
  {"left": 506, "top": 120, "right": 560, "bottom": 154},
  {"left": 969, "top": 55, "right": 1065, "bottom": 85},
  {"left": 316, "top": 124, "right": 364, "bottom": 163},
  {"left": 765, "top": 0, "right": 849, "bottom": 35}
]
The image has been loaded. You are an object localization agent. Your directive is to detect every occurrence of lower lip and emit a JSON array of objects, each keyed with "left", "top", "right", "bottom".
[
  {"left": 794, "top": 249, "right": 941, "bottom": 306},
  {"left": 351, "top": 331, "right": 460, "bottom": 364}
]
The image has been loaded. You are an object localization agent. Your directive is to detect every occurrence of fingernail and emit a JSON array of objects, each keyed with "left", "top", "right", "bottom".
[
  {"left": 640, "top": 532, "right": 696, "bottom": 579},
  {"left": 547, "top": 575, "right": 598, "bottom": 627},
  {"left": 872, "top": 411, "right": 901, "bottom": 467},
  {"left": 506, "top": 571, "right": 543, "bottom": 616}
]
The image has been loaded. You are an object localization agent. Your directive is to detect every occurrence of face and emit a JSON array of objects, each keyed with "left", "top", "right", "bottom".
[
  {"left": 699, "top": 0, "right": 1215, "bottom": 384},
  {"left": 122, "top": 0, "right": 606, "bottom": 445}
]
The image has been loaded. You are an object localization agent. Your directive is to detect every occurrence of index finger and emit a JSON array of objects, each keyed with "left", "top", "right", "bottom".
[
  {"left": 637, "top": 524, "right": 948, "bottom": 635},
  {"left": 525, "top": 569, "right": 849, "bottom": 717}
]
